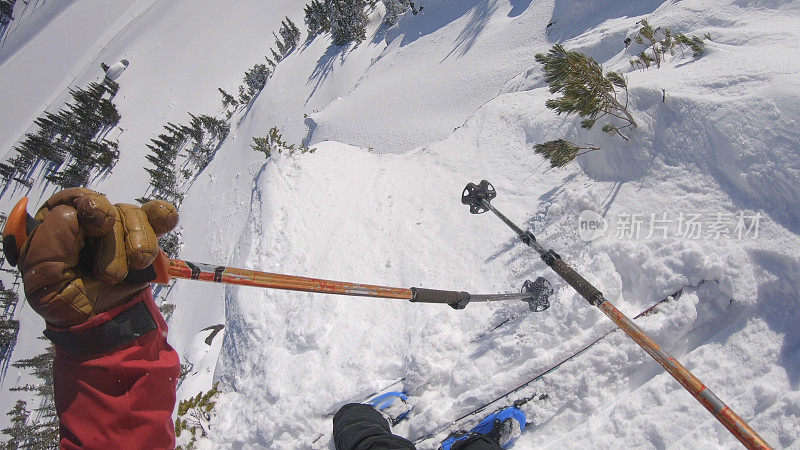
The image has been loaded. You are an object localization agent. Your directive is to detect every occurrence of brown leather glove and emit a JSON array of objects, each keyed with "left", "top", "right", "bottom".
[{"left": 18, "top": 188, "right": 178, "bottom": 327}]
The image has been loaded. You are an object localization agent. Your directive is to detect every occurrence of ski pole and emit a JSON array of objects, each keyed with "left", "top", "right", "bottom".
[
  {"left": 461, "top": 180, "right": 771, "bottom": 450},
  {"left": 148, "top": 253, "right": 554, "bottom": 311},
  {"left": 2, "top": 197, "right": 552, "bottom": 312}
]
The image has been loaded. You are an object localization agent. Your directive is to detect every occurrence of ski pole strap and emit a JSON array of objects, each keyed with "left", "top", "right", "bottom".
[
  {"left": 410, "top": 287, "right": 470, "bottom": 310},
  {"left": 541, "top": 250, "right": 604, "bottom": 306}
]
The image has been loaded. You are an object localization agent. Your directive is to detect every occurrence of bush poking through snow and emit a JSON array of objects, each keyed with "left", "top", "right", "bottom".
[
  {"left": 535, "top": 44, "right": 636, "bottom": 141},
  {"left": 675, "top": 33, "right": 707, "bottom": 58},
  {"left": 534, "top": 140, "right": 600, "bottom": 168},
  {"left": 251, "top": 127, "right": 313, "bottom": 158},
  {"left": 175, "top": 383, "right": 220, "bottom": 449},
  {"left": 629, "top": 19, "right": 708, "bottom": 70}
]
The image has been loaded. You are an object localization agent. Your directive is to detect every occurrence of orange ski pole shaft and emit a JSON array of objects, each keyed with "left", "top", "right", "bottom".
[
  {"left": 151, "top": 252, "right": 413, "bottom": 300},
  {"left": 462, "top": 180, "right": 771, "bottom": 449},
  {"left": 149, "top": 252, "right": 552, "bottom": 310}
]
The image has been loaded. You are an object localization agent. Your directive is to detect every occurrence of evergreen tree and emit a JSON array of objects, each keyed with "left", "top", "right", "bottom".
[
  {"left": 0, "top": 281, "right": 20, "bottom": 371},
  {"left": 383, "top": 0, "right": 410, "bottom": 25},
  {"left": 185, "top": 115, "right": 229, "bottom": 171},
  {"left": 304, "top": 0, "right": 331, "bottom": 36},
  {"left": 533, "top": 139, "right": 600, "bottom": 167},
  {"left": 218, "top": 88, "right": 238, "bottom": 115},
  {"left": 4, "top": 80, "right": 121, "bottom": 189},
  {"left": 2, "top": 400, "right": 31, "bottom": 448},
  {"left": 0, "top": 318, "right": 19, "bottom": 360},
  {"left": 270, "top": 47, "right": 283, "bottom": 65},
  {"left": 242, "top": 63, "right": 271, "bottom": 100},
  {"left": 535, "top": 44, "right": 636, "bottom": 140},
  {"left": 9, "top": 340, "right": 58, "bottom": 449},
  {"left": 329, "top": 0, "right": 367, "bottom": 45},
  {"left": 275, "top": 17, "right": 301, "bottom": 57}
]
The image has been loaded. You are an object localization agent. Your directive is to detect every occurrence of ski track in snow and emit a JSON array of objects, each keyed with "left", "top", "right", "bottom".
[{"left": 2, "top": 0, "right": 800, "bottom": 449}]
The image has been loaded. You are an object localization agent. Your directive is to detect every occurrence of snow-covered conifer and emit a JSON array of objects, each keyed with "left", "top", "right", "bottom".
[
  {"left": 383, "top": 0, "right": 410, "bottom": 25},
  {"left": 243, "top": 63, "right": 271, "bottom": 98},
  {"left": 304, "top": 0, "right": 331, "bottom": 36},
  {"left": 329, "top": 0, "right": 367, "bottom": 45}
]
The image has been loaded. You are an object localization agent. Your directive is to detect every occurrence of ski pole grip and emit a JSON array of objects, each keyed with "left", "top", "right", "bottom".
[
  {"left": 410, "top": 287, "right": 471, "bottom": 310},
  {"left": 545, "top": 255, "right": 604, "bottom": 306}
]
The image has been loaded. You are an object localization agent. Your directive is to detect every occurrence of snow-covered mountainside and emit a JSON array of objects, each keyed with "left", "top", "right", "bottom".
[{"left": 1, "top": 0, "right": 799, "bottom": 448}]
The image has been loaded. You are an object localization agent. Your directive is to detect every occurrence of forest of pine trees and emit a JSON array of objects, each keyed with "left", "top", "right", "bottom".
[
  {"left": 0, "top": 79, "right": 122, "bottom": 191},
  {"left": 137, "top": 114, "right": 229, "bottom": 258},
  {"left": 3, "top": 339, "right": 58, "bottom": 448},
  {"left": 0, "top": 279, "right": 20, "bottom": 379}
]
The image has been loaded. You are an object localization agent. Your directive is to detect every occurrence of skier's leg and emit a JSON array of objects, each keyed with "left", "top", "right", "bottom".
[{"left": 333, "top": 403, "right": 415, "bottom": 450}]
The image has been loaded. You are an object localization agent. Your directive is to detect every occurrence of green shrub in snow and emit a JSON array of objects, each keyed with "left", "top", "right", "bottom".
[
  {"left": 252, "top": 127, "right": 314, "bottom": 159},
  {"left": 533, "top": 139, "right": 600, "bottom": 168},
  {"left": 535, "top": 44, "right": 636, "bottom": 141},
  {"left": 629, "top": 19, "right": 708, "bottom": 70}
]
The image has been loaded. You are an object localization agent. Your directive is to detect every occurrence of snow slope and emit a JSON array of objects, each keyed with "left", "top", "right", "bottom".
[
  {"left": 171, "top": 0, "right": 800, "bottom": 448},
  {"left": 2, "top": 0, "right": 800, "bottom": 448}
]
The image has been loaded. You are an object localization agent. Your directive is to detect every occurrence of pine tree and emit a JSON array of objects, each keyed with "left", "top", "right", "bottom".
[
  {"left": 533, "top": 139, "right": 600, "bottom": 167},
  {"left": 304, "top": 0, "right": 331, "bottom": 36},
  {"left": 242, "top": 63, "right": 270, "bottom": 99},
  {"left": 5, "top": 80, "right": 121, "bottom": 190},
  {"left": 383, "top": 0, "right": 410, "bottom": 25},
  {"left": 329, "top": 0, "right": 367, "bottom": 45},
  {"left": 270, "top": 47, "right": 283, "bottom": 65},
  {"left": 9, "top": 340, "right": 58, "bottom": 449},
  {"left": 218, "top": 88, "right": 238, "bottom": 113},
  {"left": 274, "top": 17, "right": 301, "bottom": 57},
  {"left": 535, "top": 44, "right": 636, "bottom": 140},
  {"left": 2, "top": 400, "right": 31, "bottom": 447}
]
